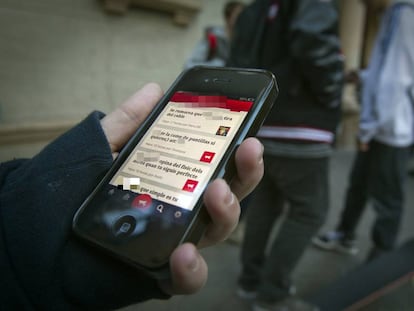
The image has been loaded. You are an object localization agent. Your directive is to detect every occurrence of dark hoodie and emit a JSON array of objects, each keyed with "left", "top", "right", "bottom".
[{"left": 228, "top": 0, "right": 344, "bottom": 146}]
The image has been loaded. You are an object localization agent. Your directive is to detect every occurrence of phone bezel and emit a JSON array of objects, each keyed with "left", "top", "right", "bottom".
[{"left": 72, "top": 66, "right": 278, "bottom": 277}]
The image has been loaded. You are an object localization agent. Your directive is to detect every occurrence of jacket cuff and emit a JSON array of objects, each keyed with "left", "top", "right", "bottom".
[{"left": 0, "top": 111, "right": 168, "bottom": 310}]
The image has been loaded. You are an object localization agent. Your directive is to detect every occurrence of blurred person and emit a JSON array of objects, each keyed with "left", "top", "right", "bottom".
[
  {"left": 227, "top": 0, "right": 344, "bottom": 310},
  {"left": 184, "top": 1, "right": 245, "bottom": 69},
  {"left": 313, "top": 0, "right": 414, "bottom": 261},
  {"left": 0, "top": 83, "right": 264, "bottom": 310}
]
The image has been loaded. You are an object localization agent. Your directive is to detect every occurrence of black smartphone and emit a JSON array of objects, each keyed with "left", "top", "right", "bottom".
[{"left": 72, "top": 66, "right": 278, "bottom": 278}]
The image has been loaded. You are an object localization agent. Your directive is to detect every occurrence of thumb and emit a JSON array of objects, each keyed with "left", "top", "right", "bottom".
[{"left": 100, "top": 83, "right": 163, "bottom": 154}]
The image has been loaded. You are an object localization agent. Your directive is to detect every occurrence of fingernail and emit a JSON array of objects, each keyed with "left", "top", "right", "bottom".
[
  {"left": 188, "top": 253, "right": 200, "bottom": 272},
  {"left": 258, "top": 143, "right": 264, "bottom": 164},
  {"left": 225, "top": 188, "right": 235, "bottom": 206}
]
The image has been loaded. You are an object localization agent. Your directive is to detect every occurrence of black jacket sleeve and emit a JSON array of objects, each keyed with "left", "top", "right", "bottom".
[
  {"left": 0, "top": 112, "right": 168, "bottom": 311},
  {"left": 289, "top": 0, "right": 344, "bottom": 108}
]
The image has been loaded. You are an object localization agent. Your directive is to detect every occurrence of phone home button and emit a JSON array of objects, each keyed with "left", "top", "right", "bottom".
[{"left": 112, "top": 215, "right": 136, "bottom": 237}]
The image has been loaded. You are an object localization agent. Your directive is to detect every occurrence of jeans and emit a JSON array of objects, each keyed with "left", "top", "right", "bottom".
[
  {"left": 337, "top": 140, "right": 411, "bottom": 250},
  {"left": 239, "top": 154, "right": 329, "bottom": 304}
]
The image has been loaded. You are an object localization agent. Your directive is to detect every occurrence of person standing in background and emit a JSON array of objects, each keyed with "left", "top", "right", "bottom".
[
  {"left": 184, "top": 1, "right": 245, "bottom": 69},
  {"left": 228, "top": 0, "right": 344, "bottom": 310},
  {"left": 313, "top": 0, "right": 414, "bottom": 261}
]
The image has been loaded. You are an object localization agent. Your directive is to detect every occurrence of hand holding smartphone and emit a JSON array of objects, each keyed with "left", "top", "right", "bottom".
[{"left": 72, "top": 66, "right": 278, "bottom": 278}]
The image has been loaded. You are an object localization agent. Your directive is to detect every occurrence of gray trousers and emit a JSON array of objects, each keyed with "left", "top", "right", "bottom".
[
  {"left": 337, "top": 140, "right": 411, "bottom": 250},
  {"left": 239, "top": 154, "right": 329, "bottom": 304}
]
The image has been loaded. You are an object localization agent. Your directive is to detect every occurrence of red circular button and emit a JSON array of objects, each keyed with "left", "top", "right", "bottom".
[{"left": 131, "top": 194, "right": 152, "bottom": 209}]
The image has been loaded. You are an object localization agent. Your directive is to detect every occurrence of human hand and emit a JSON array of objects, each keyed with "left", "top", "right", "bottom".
[
  {"left": 357, "top": 138, "right": 370, "bottom": 152},
  {"left": 100, "top": 83, "right": 264, "bottom": 296},
  {"left": 345, "top": 69, "right": 360, "bottom": 85}
]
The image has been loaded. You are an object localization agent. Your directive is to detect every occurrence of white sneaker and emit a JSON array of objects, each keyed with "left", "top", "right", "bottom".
[
  {"left": 312, "top": 231, "right": 359, "bottom": 255},
  {"left": 236, "top": 286, "right": 257, "bottom": 300},
  {"left": 252, "top": 297, "right": 320, "bottom": 311}
]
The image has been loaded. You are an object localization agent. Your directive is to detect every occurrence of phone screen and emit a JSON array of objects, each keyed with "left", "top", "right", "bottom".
[
  {"left": 111, "top": 91, "right": 253, "bottom": 212},
  {"left": 73, "top": 67, "right": 277, "bottom": 271}
]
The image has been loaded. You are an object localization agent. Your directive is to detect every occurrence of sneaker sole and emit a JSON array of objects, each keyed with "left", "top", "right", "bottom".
[
  {"left": 335, "top": 244, "right": 359, "bottom": 255},
  {"left": 252, "top": 304, "right": 269, "bottom": 311},
  {"left": 236, "top": 288, "right": 257, "bottom": 300},
  {"left": 312, "top": 237, "right": 359, "bottom": 255}
]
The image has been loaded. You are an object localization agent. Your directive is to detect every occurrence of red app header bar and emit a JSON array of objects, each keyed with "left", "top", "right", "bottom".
[{"left": 171, "top": 92, "right": 253, "bottom": 112}]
